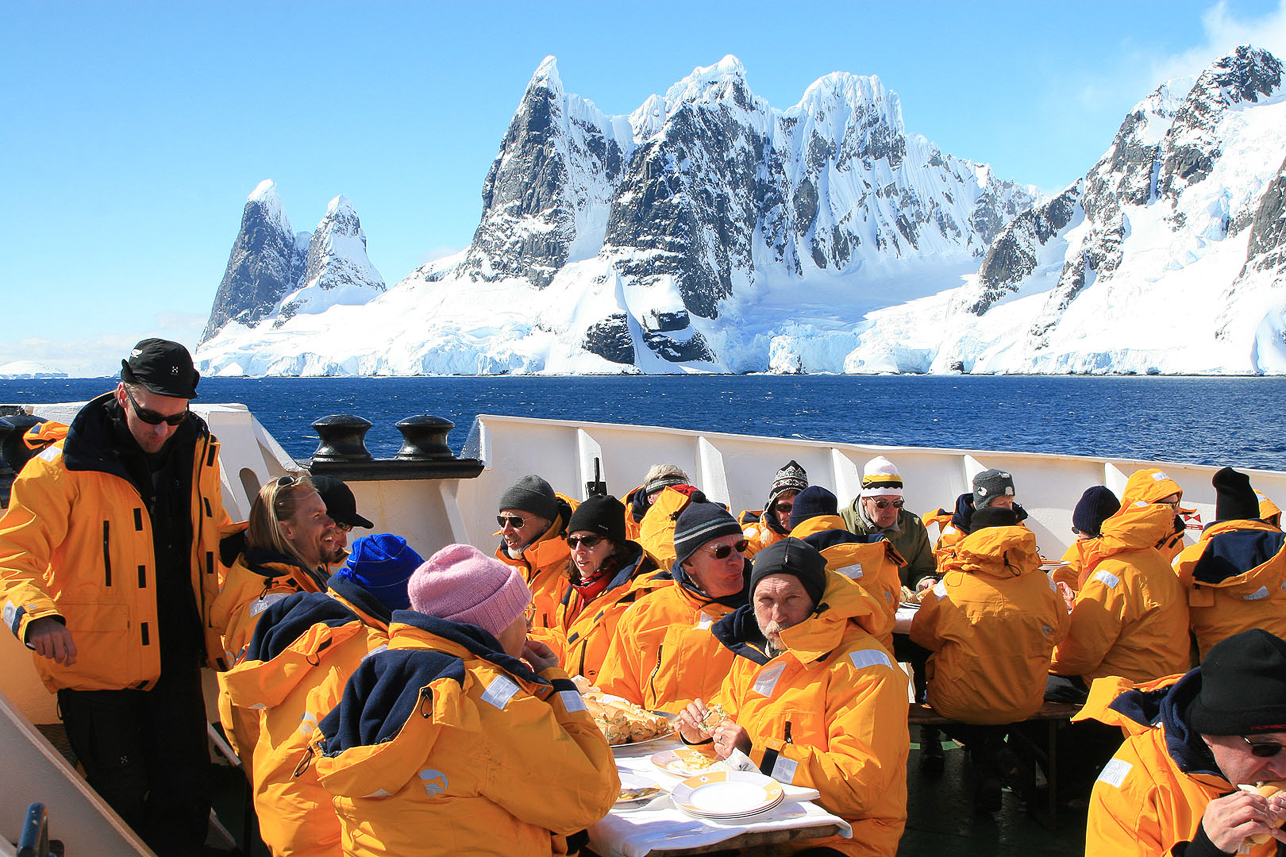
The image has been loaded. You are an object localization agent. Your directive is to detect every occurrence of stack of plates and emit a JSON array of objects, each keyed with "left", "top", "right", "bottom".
[{"left": 670, "top": 771, "right": 785, "bottom": 819}]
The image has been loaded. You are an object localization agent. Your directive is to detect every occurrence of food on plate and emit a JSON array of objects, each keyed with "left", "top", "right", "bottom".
[
  {"left": 585, "top": 692, "right": 671, "bottom": 745},
  {"left": 617, "top": 784, "right": 662, "bottom": 803},
  {"left": 655, "top": 746, "right": 721, "bottom": 776},
  {"left": 1238, "top": 780, "right": 1286, "bottom": 845}
]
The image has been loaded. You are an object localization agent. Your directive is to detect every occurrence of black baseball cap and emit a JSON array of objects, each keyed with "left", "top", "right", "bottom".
[
  {"left": 311, "top": 476, "right": 374, "bottom": 529},
  {"left": 120, "top": 338, "right": 200, "bottom": 399}
]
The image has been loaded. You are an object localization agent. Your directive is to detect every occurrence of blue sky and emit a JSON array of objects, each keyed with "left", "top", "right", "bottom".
[{"left": 4, "top": 0, "right": 1286, "bottom": 375}]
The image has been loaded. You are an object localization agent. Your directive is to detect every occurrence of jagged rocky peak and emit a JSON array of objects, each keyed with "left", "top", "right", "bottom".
[
  {"left": 462, "top": 55, "right": 629, "bottom": 289},
  {"left": 276, "top": 195, "right": 385, "bottom": 325},
  {"left": 1160, "top": 45, "right": 1284, "bottom": 198},
  {"left": 201, "top": 180, "right": 308, "bottom": 344}
]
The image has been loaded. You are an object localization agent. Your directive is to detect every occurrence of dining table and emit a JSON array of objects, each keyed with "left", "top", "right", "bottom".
[{"left": 587, "top": 734, "right": 851, "bottom": 857}]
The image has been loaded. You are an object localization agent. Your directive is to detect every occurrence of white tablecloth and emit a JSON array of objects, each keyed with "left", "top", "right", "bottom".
[{"left": 588, "top": 737, "right": 852, "bottom": 857}]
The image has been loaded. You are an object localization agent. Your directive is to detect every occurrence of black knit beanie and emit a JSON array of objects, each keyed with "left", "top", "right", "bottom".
[
  {"left": 567, "top": 495, "right": 627, "bottom": 544},
  {"left": 498, "top": 474, "right": 558, "bottom": 522},
  {"left": 788, "top": 486, "right": 838, "bottom": 530},
  {"left": 1190, "top": 629, "right": 1286, "bottom": 735},
  {"left": 749, "top": 537, "right": 827, "bottom": 608},
  {"left": 673, "top": 500, "right": 743, "bottom": 571},
  {"left": 1213, "top": 467, "right": 1260, "bottom": 523},
  {"left": 1072, "top": 486, "right": 1120, "bottom": 537},
  {"left": 971, "top": 506, "right": 1019, "bottom": 531}
]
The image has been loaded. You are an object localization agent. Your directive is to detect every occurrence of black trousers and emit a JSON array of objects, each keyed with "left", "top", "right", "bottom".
[{"left": 58, "top": 658, "right": 211, "bottom": 856}]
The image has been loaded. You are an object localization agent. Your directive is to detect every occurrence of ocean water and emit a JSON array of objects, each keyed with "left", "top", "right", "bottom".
[{"left": 2, "top": 375, "right": 1285, "bottom": 471}]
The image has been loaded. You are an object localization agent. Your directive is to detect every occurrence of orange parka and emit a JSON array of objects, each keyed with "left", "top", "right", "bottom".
[
  {"left": 636, "top": 486, "right": 702, "bottom": 571},
  {"left": 495, "top": 494, "right": 575, "bottom": 630},
  {"left": 1079, "top": 671, "right": 1279, "bottom": 856},
  {"left": 312, "top": 611, "right": 618, "bottom": 857},
  {"left": 710, "top": 572, "right": 909, "bottom": 857},
  {"left": 1049, "top": 502, "right": 1190, "bottom": 683},
  {"left": 0, "top": 394, "right": 235, "bottom": 692},
  {"left": 1172, "top": 519, "right": 1286, "bottom": 660},
  {"left": 595, "top": 565, "right": 746, "bottom": 713},
  {"left": 1120, "top": 468, "right": 1190, "bottom": 562},
  {"left": 789, "top": 515, "right": 903, "bottom": 651},
  {"left": 544, "top": 542, "right": 665, "bottom": 686},
  {"left": 220, "top": 578, "right": 391, "bottom": 857},
  {"left": 909, "top": 525, "right": 1069, "bottom": 724},
  {"left": 211, "top": 543, "right": 328, "bottom": 762}
]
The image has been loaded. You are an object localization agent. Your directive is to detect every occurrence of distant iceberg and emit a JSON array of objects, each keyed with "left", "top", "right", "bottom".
[{"left": 0, "top": 361, "right": 68, "bottom": 380}]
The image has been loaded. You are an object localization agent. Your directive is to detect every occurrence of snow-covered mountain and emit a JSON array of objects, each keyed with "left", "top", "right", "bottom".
[
  {"left": 840, "top": 45, "right": 1286, "bottom": 374},
  {"left": 200, "top": 181, "right": 385, "bottom": 353},
  {"left": 197, "top": 47, "right": 1286, "bottom": 376},
  {"left": 197, "top": 56, "right": 1035, "bottom": 375}
]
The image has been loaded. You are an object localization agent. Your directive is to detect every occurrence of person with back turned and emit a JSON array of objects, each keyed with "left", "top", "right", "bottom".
[{"left": 0, "top": 339, "right": 238, "bottom": 855}]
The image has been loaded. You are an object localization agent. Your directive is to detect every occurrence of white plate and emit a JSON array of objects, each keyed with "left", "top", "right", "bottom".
[
  {"left": 615, "top": 772, "right": 664, "bottom": 805},
  {"left": 650, "top": 748, "right": 724, "bottom": 777},
  {"left": 671, "top": 771, "right": 785, "bottom": 818}
]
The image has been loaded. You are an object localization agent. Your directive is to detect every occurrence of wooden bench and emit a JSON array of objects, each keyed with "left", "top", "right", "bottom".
[{"left": 908, "top": 701, "right": 1084, "bottom": 826}]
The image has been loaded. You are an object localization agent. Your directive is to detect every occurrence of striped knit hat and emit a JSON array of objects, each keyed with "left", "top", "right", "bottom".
[
  {"left": 673, "top": 500, "right": 743, "bottom": 571},
  {"left": 860, "top": 456, "right": 904, "bottom": 498}
]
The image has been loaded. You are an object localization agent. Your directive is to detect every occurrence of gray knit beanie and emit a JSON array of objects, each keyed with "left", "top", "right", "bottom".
[
  {"left": 498, "top": 474, "right": 558, "bottom": 522},
  {"left": 972, "top": 469, "right": 1015, "bottom": 509}
]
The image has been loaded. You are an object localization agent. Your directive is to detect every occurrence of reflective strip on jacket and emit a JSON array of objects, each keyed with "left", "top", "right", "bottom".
[
  {"left": 840, "top": 499, "right": 937, "bottom": 589},
  {"left": 1173, "top": 519, "right": 1286, "bottom": 659},
  {"left": 1049, "top": 502, "right": 1190, "bottom": 683},
  {"left": 221, "top": 582, "right": 391, "bottom": 857},
  {"left": 1077, "top": 672, "right": 1278, "bottom": 856},
  {"left": 595, "top": 581, "right": 738, "bottom": 713},
  {"left": 712, "top": 572, "right": 909, "bottom": 857},
  {"left": 312, "top": 612, "right": 617, "bottom": 857},
  {"left": 910, "top": 525, "right": 1069, "bottom": 724},
  {"left": 0, "top": 398, "right": 233, "bottom": 692},
  {"left": 1120, "top": 469, "right": 1189, "bottom": 561},
  {"left": 789, "top": 515, "right": 902, "bottom": 651}
]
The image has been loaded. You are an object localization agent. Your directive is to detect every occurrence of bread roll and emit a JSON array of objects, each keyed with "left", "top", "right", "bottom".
[{"left": 1240, "top": 780, "right": 1286, "bottom": 846}]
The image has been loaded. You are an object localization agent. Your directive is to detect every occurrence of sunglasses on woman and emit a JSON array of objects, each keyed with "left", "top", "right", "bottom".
[
  {"left": 698, "top": 540, "right": 748, "bottom": 560},
  {"left": 871, "top": 498, "right": 905, "bottom": 510},
  {"left": 1243, "top": 735, "right": 1286, "bottom": 757},
  {"left": 567, "top": 534, "right": 604, "bottom": 549},
  {"left": 124, "top": 387, "right": 188, "bottom": 426}
]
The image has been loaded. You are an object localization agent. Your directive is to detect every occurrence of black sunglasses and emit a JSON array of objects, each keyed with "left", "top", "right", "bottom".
[
  {"left": 699, "top": 539, "right": 748, "bottom": 560},
  {"left": 497, "top": 515, "right": 527, "bottom": 530},
  {"left": 124, "top": 387, "right": 188, "bottom": 426},
  {"left": 871, "top": 498, "right": 905, "bottom": 510},
  {"left": 567, "top": 534, "right": 604, "bottom": 549},
  {"left": 1243, "top": 735, "right": 1286, "bottom": 758}
]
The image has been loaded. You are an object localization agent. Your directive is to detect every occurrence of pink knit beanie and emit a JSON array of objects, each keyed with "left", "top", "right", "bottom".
[{"left": 408, "top": 544, "right": 531, "bottom": 639}]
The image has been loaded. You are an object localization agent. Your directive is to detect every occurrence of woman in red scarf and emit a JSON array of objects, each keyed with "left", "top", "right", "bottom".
[{"left": 548, "top": 496, "right": 663, "bottom": 686}]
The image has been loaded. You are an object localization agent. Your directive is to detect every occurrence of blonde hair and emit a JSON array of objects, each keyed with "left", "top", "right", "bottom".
[{"left": 247, "top": 474, "right": 317, "bottom": 566}]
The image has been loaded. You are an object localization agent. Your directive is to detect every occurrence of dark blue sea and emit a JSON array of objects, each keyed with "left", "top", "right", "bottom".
[{"left": 2, "top": 375, "right": 1284, "bottom": 471}]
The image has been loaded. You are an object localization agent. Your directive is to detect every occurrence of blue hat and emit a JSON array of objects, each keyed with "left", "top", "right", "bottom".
[
  {"left": 788, "top": 486, "right": 838, "bottom": 530},
  {"left": 336, "top": 534, "right": 423, "bottom": 611}
]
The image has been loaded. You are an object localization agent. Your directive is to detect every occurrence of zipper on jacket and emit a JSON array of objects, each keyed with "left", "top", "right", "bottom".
[
  {"left": 784, "top": 720, "right": 793, "bottom": 744},
  {"left": 648, "top": 643, "right": 664, "bottom": 703},
  {"left": 102, "top": 521, "right": 112, "bottom": 586}
]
